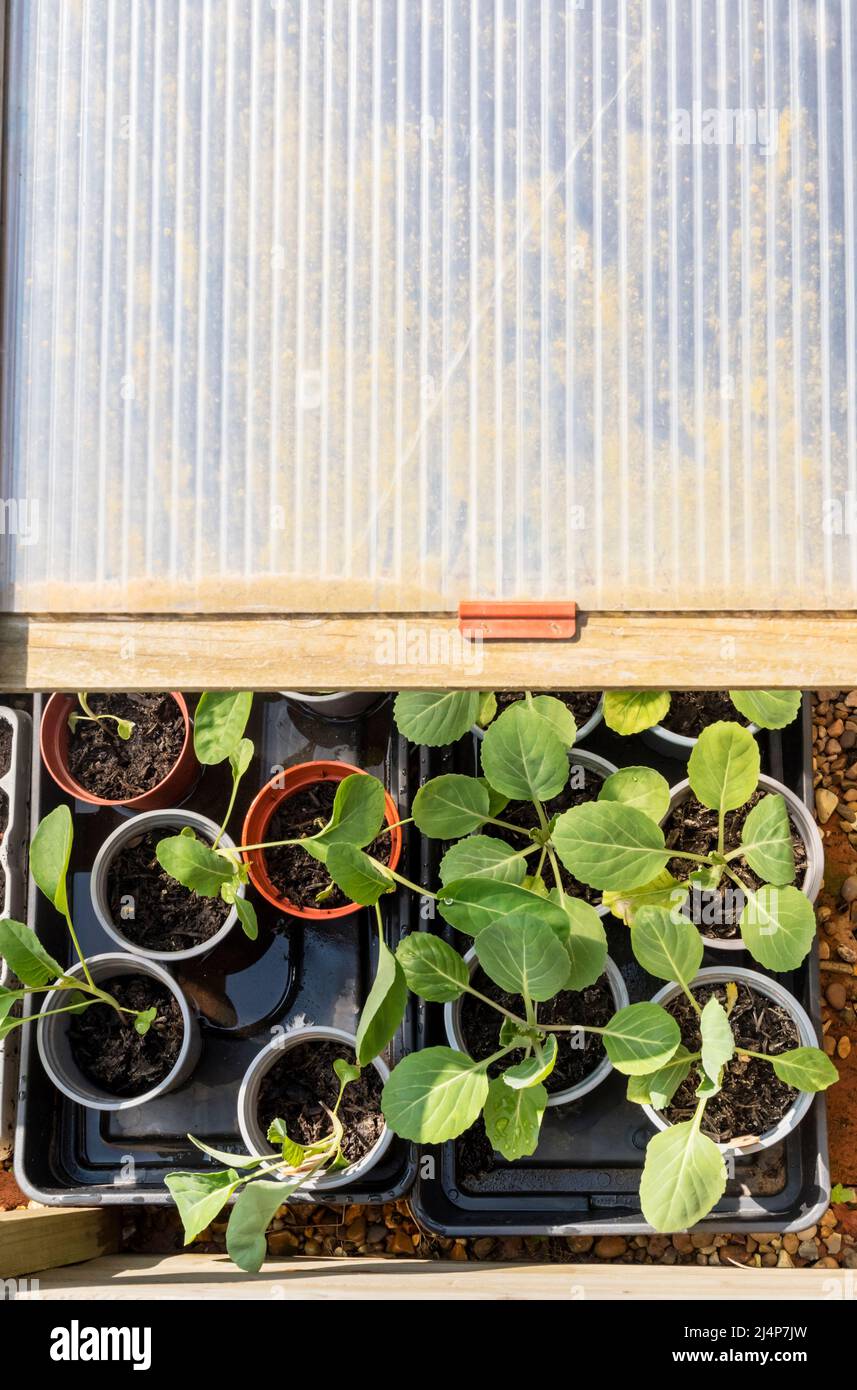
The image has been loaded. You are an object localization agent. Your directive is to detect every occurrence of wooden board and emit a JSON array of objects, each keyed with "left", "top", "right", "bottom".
[
  {"left": 3, "top": 611, "right": 857, "bottom": 691},
  {"left": 0, "top": 1208, "right": 121, "bottom": 1280},
  {"left": 25, "top": 1252, "right": 854, "bottom": 1300}
]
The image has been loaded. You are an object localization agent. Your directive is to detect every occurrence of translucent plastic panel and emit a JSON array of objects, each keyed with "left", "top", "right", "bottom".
[{"left": 2, "top": 1, "right": 856, "bottom": 613}]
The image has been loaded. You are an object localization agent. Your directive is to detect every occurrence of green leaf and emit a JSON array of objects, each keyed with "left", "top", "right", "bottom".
[
  {"left": 601, "top": 1002, "right": 681, "bottom": 1076},
  {"left": 639, "top": 1120, "right": 727, "bottom": 1231},
  {"left": 226, "top": 1178, "right": 303, "bottom": 1273},
  {"left": 480, "top": 704, "right": 570, "bottom": 802},
  {"left": 412, "top": 775, "right": 490, "bottom": 838},
  {"left": 700, "top": 996, "right": 734, "bottom": 1086},
  {"left": 729, "top": 690, "right": 802, "bottom": 731},
  {"left": 229, "top": 737, "right": 255, "bottom": 780},
  {"left": 480, "top": 779, "right": 510, "bottom": 817},
  {"left": 157, "top": 833, "right": 236, "bottom": 897},
  {"left": 483, "top": 1078, "right": 547, "bottom": 1160},
  {"left": 267, "top": 1119, "right": 307, "bottom": 1168},
  {"left": 30, "top": 805, "right": 74, "bottom": 915},
  {"left": 687, "top": 721, "right": 760, "bottom": 815},
  {"left": 165, "top": 1169, "right": 241, "bottom": 1245},
  {"left": 439, "top": 835, "right": 527, "bottom": 887},
  {"left": 626, "top": 1046, "right": 694, "bottom": 1109},
  {"left": 0, "top": 988, "right": 25, "bottom": 1025},
  {"left": 234, "top": 896, "right": 259, "bottom": 941},
  {"left": 738, "top": 884, "right": 816, "bottom": 970},
  {"left": 527, "top": 694, "right": 577, "bottom": 748},
  {"left": 474, "top": 917, "right": 571, "bottom": 1002},
  {"left": 324, "top": 844, "right": 395, "bottom": 906},
  {"left": 314, "top": 774, "right": 386, "bottom": 852},
  {"left": 603, "top": 870, "right": 689, "bottom": 926},
  {"left": 393, "top": 691, "right": 481, "bottom": 746},
  {"left": 381, "top": 1047, "right": 490, "bottom": 1143},
  {"left": 831, "top": 1183, "right": 857, "bottom": 1203},
  {"left": 550, "top": 894, "right": 608, "bottom": 991},
  {"left": 553, "top": 802, "right": 669, "bottom": 891},
  {"left": 333, "top": 1057, "right": 362, "bottom": 1088},
  {"left": 598, "top": 766, "right": 671, "bottom": 822},
  {"left": 437, "top": 878, "right": 570, "bottom": 938},
  {"left": 603, "top": 691, "right": 670, "bottom": 735},
  {"left": 355, "top": 940, "right": 408, "bottom": 1065},
  {"left": 396, "top": 933, "right": 470, "bottom": 1002},
  {"left": 770, "top": 1046, "right": 839, "bottom": 1092},
  {"left": 739, "top": 794, "right": 795, "bottom": 886},
  {"left": 0, "top": 919, "right": 64, "bottom": 988},
  {"left": 476, "top": 691, "right": 497, "bottom": 728},
  {"left": 134, "top": 1006, "right": 157, "bottom": 1036},
  {"left": 503, "top": 1034, "right": 558, "bottom": 1090},
  {"left": 194, "top": 692, "right": 254, "bottom": 764},
  {"left": 630, "top": 906, "right": 703, "bottom": 987},
  {"left": 188, "top": 1136, "right": 266, "bottom": 1170}
]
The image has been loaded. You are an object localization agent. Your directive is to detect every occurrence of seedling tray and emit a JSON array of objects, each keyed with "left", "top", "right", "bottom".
[
  {"left": 15, "top": 693, "right": 417, "bottom": 1206},
  {"left": 0, "top": 705, "right": 33, "bottom": 1158},
  {"left": 412, "top": 696, "right": 830, "bottom": 1237}
]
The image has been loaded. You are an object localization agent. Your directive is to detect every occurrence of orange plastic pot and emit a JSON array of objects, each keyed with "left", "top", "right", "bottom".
[
  {"left": 242, "top": 760, "right": 402, "bottom": 920},
  {"left": 40, "top": 692, "right": 199, "bottom": 812}
]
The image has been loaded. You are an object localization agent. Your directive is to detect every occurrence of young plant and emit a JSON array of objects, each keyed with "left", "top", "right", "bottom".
[
  {"left": 165, "top": 1056, "right": 362, "bottom": 1272},
  {"left": 624, "top": 906, "right": 837, "bottom": 1230},
  {"left": 0, "top": 806, "right": 156, "bottom": 1039},
  {"left": 380, "top": 912, "right": 677, "bottom": 1159},
  {"left": 603, "top": 689, "right": 802, "bottom": 737},
  {"left": 553, "top": 720, "right": 817, "bottom": 970},
  {"left": 155, "top": 691, "right": 259, "bottom": 940},
  {"left": 68, "top": 691, "right": 135, "bottom": 740}
]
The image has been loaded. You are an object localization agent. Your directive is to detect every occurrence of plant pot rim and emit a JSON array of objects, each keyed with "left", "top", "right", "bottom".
[
  {"left": 237, "top": 1024, "right": 393, "bottom": 1190},
  {"left": 643, "top": 965, "right": 818, "bottom": 1155},
  {"left": 242, "top": 759, "right": 402, "bottom": 920},
  {"left": 472, "top": 692, "right": 605, "bottom": 745},
  {"left": 40, "top": 691, "right": 197, "bottom": 811},
  {"left": 444, "top": 948, "right": 629, "bottom": 1107},
  {"left": 36, "top": 953, "right": 200, "bottom": 1112},
  {"left": 662, "top": 773, "right": 824, "bottom": 951},
  {"left": 90, "top": 809, "right": 244, "bottom": 961},
  {"left": 642, "top": 717, "right": 759, "bottom": 758}
]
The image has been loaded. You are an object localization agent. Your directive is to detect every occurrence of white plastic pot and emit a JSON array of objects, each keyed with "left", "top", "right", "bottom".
[
  {"left": 643, "top": 966, "right": 819, "bottom": 1156},
  {"left": 280, "top": 691, "right": 387, "bottom": 719},
  {"left": 90, "top": 809, "right": 244, "bottom": 962},
  {"left": 641, "top": 717, "right": 759, "bottom": 761},
  {"left": 472, "top": 693, "right": 604, "bottom": 745},
  {"left": 237, "top": 1025, "right": 393, "bottom": 1190},
  {"left": 37, "top": 953, "right": 201, "bottom": 1111},
  {"left": 663, "top": 774, "right": 824, "bottom": 952},
  {"left": 445, "top": 949, "right": 629, "bottom": 1107}
]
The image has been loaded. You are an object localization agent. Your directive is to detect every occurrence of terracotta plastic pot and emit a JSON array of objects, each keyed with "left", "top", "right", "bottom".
[
  {"left": 644, "top": 967, "right": 818, "bottom": 1156},
  {"left": 40, "top": 692, "right": 199, "bottom": 812},
  {"left": 237, "top": 1025, "right": 393, "bottom": 1190},
  {"left": 445, "top": 948, "right": 629, "bottom": 1107},
  {"left": 242, "top": 760, "right": 402, "bottom": 920}
]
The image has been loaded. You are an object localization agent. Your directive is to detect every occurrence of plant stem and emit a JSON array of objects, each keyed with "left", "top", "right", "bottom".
[
  {"left": 482, "top": 815, "right": 531, "bottom": 837},
  {"left": 370, "top": 861, "right": 437, "bottom": 900},
  {"left": 63, "top": 908, "right": 96, "bottom": 992},
  {"left": 461, "top": 983, "right": 528, "bottom": 1026},
  {"left": 213, "top": 775, "right": 241, "bottom": 850}
]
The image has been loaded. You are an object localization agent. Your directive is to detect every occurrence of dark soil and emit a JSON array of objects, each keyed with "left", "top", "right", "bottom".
[
  {"left": 493, "top": 691, "right": 600, "bottom": 729},
  {"left": 106, "top": 828, "right": 230, "bottom": 952},
  {"left": 664, "top": 789, "right": 807, "bottom": 938},
  {"left": 660, "top": 691, "right": 749, "bottom": 738},
  {"left": 485, "top": 768, "right": 604, "bottom": 906},
  {"left": 460, "top": 965, "right": 613, "bottom": 1093},
  {"left": 662, "top": 982, "right": 799, "bottom": 1143},
  {"left": 0, "top": 788, "right": 7, "bottom": 842},
  {"left": 257, "top": 1041, "right": 384, "bottom": 1166},
  {"left": 263, "top": 780, "right": 392, "bottom": 910},
  {"left": 69, "top": 976, "right": 184, "bottom": 1097},
  {"left": 66, "top": 693, "right": 185, "bottom": 801},
  {"left": 0, "top": 718, "right": 11, "bottom": 778},
  {"left": 0, "top": 865, "right": 4, "bottom": 914}
]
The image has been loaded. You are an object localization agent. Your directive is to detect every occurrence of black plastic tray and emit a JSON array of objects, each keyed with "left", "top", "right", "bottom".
[
  {"left": 412, "top": 696, "right": 830, "bottom": 1236},
  {"left": 15, "top": 693, "right": 418, "bottom": 1207}
]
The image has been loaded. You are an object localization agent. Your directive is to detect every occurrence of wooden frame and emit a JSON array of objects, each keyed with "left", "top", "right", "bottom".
[
  {"left": 2, "top": 610, "right": 857, "bottom": 690},
  {"left": 0, "top": 1208, "right": 120, "bottom": 1280}
]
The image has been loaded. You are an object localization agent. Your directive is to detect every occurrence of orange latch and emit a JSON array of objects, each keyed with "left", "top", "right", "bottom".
[{"left": 458, "top": 601, "right": 577, "bottom": 640}]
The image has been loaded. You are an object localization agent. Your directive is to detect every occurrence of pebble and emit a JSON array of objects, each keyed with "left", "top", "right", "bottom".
[
  {"left": 798, "top": 1240, "right": 820, "bottom": 1260},
  {"left": 472, "top": 1238, "right": 495, "bottom": 1259},
  {"left": 266, "top": 1229, "right": 300, "bottom": 1255},
  {"left": 594, "top": 1236, "right": 627, "bottom": 1258},
  {"left": 777, "top": 1250, "right": 795, "bottom": 1268},
  {"left": 816, "top": 789, "right": 839, "bottom": 824},
  {"left": 826, "top": 982, "right": 848, "bottom": 1010},
  {"left": 568, "top": 1236, "right": 594, "bottom": 1253},
  {"left": 837, "top": 944, "right": 857, "bottom": 963},
  {"left": 827, "top": 1233, "right": 843, "bottom": 1254},
  {"left": 672, "top": 1232, "right": 694, "bottom": 1253},
  {"left": 783, "top": 1233, "right": 800, "bottom": 1253},
  {"left": 367, "top": 1223, "right": 387, "bottom": 1244},
  {"left": 837, "top": 1035, "right": 851, "bottom": 1059}
]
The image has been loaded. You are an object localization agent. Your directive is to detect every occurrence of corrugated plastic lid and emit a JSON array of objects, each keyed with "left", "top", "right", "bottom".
[{"left": 1, "top": 0, "right": 856, "bottom": 615}]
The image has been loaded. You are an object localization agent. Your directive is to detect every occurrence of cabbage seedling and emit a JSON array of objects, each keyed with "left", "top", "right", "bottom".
[{"left": 68, "top": 691, "right": 135, "bottom": 741}]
